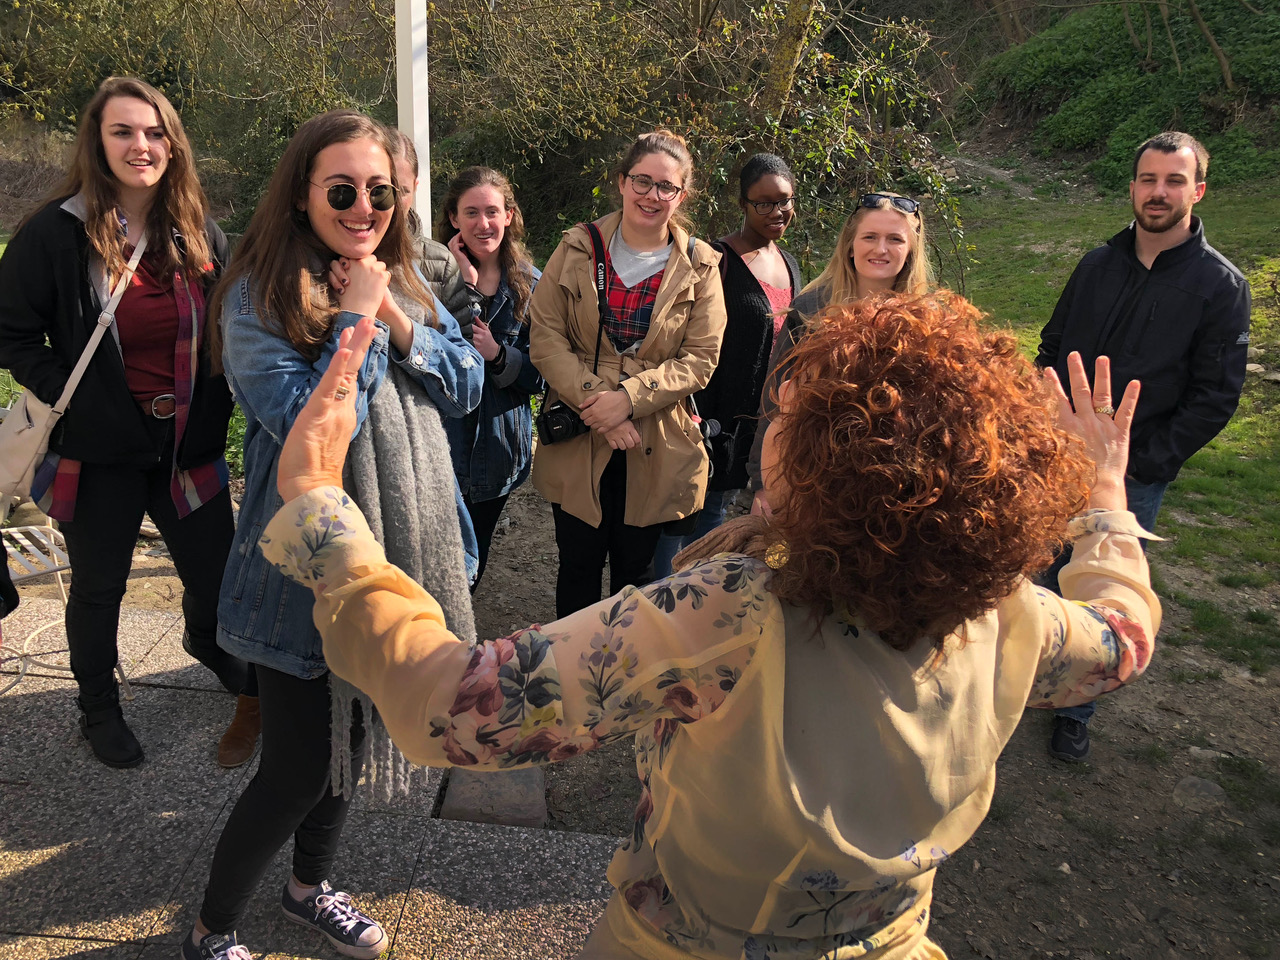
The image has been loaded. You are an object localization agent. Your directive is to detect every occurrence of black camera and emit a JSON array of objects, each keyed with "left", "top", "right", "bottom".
[{"left": 535, "top": 399, "right": 591, "bottom": 445}]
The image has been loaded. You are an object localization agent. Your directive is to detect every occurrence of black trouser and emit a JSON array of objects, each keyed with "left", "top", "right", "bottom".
[
  {"left": 463, "top": 492, "right": 510, "bottom": 589},
  {"left": 59, "top": 419, "right": 237, "bottom": 699},
  {"left": 200, "top": 665, "right": 368, "bottom": 933},
  {"left": 551, "top": 450, "right": 662, "bottom": 618}
]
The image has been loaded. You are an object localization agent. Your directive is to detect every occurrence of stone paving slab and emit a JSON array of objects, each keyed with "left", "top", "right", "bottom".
[
  {"left": 0, "top": 779, "right": 226, "bottom": 943},
  {"left": 1, "top": 597, "right": 183, "bottom": 687},
  {"left": 440, "top": 768, "right": 547, "bottom": 828},
  {"left": 0, "top": 674, "right": 253, "bottom": 797},
  {"left": 146, "top": 808, "right": 427, "bottom": 959},
  {"left": 0, "top": 935, "right": 139, "bottom": 960},
  {"left": 394, "top": 820, "right": 617, "bottom": 959}
]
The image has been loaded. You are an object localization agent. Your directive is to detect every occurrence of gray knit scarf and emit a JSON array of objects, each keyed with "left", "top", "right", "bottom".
[{"left": 332, "top": 284, "right": 478, "bottom": 800}]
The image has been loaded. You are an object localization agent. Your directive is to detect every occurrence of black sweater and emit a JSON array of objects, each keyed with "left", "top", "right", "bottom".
[
  {"left": 0, "top": 198, "right": 233, "bottom": 468},
  {"left": 1037, "top": 217, "right": 1250, "bottom": 484},
  {"left": 694, "top": 239, "right": 801, "bottom": 491}
]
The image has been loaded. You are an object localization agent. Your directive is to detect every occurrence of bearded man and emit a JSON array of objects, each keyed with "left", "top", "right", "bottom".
[{"left": 1035, "top": 131, "right": 1251, "bottom": 762}]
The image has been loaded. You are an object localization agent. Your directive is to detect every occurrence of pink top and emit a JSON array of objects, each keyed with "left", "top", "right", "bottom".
[{"left": 759, "top": 279, "right": 794, "bottom": 337}]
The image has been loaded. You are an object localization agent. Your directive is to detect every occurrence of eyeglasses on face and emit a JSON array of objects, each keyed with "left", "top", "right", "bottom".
[
  {"left": 625, "top": 173, "right": 684, "bottom": 202},
  {"left": 309, "top": 180, "right": 398, "bottom": 212},
  {"left": 745, "top": 197, "right": 796, "bottom": 215},
  {"left": 856, "top": 193, "right": 920, "bottom": 215}
]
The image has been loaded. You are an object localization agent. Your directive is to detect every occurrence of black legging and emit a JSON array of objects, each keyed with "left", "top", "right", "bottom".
[
  {"left": 58, "top": 420, "right": 238, "bottom": 698},
  {"left": 551, "top": 450, "right": 662, "bottom": 618},
  {"left": 463, "top": 492, "right": 510, "bottom": 589},
  {"left": 199, "top": 665, "right": 367, "bottom": 933}
]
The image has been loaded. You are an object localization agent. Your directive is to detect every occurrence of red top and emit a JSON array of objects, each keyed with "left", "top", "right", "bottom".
[
  {"left": 115, "top": 248, "right": 179, "bottom": 403},
  {"left": 758, "top": 279, "right": 794, "bottom": 337},
  {"left": 603, "top": 262, "right": 664, "bottom": 354}
]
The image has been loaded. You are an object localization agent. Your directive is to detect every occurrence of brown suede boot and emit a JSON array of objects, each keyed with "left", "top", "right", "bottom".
[{"left": 217, "top": 695, "right": 261, "bottom": 768}]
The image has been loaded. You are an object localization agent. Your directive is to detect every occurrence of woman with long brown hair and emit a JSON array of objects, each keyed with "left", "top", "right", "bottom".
[
  {"left": 0, "top": 76, "right": 252, "bottom": 769},
  {"left": 184, "top": 110, "right": 482, "bottom": 960},
  {"left": 436, "top": 166, "right": 544, "bottom": 587},
  {"left": 259, "top": 291, "right": 1158, "bottom": 958}
]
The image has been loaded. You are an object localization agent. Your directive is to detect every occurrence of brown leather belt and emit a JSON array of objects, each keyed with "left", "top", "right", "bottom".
[{"left": 141, "top": 394, "right": 177, "bottom": 419}]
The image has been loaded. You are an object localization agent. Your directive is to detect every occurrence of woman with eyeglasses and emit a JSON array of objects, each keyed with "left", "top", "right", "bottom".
[
  {"left": 652, "top": 153, "right": 801, "bottom": 576},
  {"left": 529, "top": 130, "right": 726, "bottom": 617},
  {"left": 747, "top": 191, "right": 934, "bottom": 514},
  {"left": 0, "top": 76, "right": 253, "bottom": 769},
  {"left": 183, "top": 110, "right": 482, "bottom": 960}
]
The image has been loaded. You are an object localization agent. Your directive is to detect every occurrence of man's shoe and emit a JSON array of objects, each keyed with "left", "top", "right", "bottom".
[
  {"left": 181, "top": 928, "right": 253, "bottom": 960},
  {"left": 217, "top": 695, "right": 261, "bottom": 768},
  {"left": 182, "top": 629, "right": 249, "bottom": 695},
  {"left": 281, "top": 880, "right": 388, "bottom": 959},
  {"left": 1048, "top": 715, "right": 1091, "bottom": 762},
  {"left": 77, "top": 688, "right": 144, "bottom": 768}
]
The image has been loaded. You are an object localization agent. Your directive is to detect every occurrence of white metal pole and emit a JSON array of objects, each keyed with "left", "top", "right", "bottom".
[{"left": 395, "top": 0, "right": 432, "bottom": 225}]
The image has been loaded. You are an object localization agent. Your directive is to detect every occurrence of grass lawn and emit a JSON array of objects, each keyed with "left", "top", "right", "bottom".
[{"left": 948, "top": 177, "right": 1280, "bottom": 671}]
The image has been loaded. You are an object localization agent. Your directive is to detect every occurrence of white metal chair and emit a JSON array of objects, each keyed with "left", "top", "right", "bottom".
[{"left": 1, "top": 524, "right": 134, "bottom": 698}]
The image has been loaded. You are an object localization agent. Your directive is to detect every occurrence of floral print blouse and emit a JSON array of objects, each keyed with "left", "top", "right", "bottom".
[{"left": 262, "top": 488, "right": 1159, "bottom": 960}]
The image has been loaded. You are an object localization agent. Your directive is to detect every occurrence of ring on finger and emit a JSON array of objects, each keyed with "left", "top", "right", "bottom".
[
  {"left": 334, "top": 386, "right": 350, "bottom": 401},
  {"left": 1094, "top": 404, "right": 1115, "bottom": 417}
]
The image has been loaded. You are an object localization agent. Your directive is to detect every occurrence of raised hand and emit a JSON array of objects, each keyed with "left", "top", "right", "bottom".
[
  {"left": 1044, "top": 352, "right": 1140, "bottom": 511},
  {"left": 277, "top": 317, "right": 378, "bottom": 503},
  {"left": 447, "top": 233, "right": 480, "bottom": 288}
]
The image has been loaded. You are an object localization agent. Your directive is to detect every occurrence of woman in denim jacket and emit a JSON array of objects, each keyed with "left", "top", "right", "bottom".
[
  {"left": 184, "top": 111, "right": 482, "bottom": 960},
  {"left": 437, "top": 167, "right": 544, "bottom": 587}
]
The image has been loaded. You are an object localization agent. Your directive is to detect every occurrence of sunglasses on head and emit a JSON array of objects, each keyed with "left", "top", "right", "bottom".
[
  {"left": 856, "top": 193, "right": 920, "bottom": 215},
  {"left": 310, "top": 180, "right": 398, "bottom": 212}
]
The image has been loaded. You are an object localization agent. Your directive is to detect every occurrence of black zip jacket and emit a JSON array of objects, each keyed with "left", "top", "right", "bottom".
[
  {"left": 1037, "top": 217, "right": 1250, "bottom": 484},
  {"left": 0, "top": 197, "right": 233, "bottom": 468}
]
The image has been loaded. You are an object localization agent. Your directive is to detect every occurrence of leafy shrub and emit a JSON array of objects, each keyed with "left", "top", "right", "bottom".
[{"left": 964, "top": 0, "right": 1280, "bottom": 189}]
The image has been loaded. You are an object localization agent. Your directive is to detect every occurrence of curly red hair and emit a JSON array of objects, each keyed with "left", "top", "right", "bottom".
[{"left": 762, "top": 291, "right": 1092, "bottom": 650}]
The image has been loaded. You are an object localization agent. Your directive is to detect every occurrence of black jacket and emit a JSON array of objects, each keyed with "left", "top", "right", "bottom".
[
  {"left": 695, "top": 239, "right": 801, "bottom": 491},
  {"left": 1037, "top": 217, "right": 1250, "bottom": 484},
  {"left": 0, "top": 197, "right": 233, "bottom": 468}
]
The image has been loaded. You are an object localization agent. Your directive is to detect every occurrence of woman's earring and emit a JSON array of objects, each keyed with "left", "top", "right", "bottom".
[{"left": 764, "top": 541, "right": 789, "bottom": 570}]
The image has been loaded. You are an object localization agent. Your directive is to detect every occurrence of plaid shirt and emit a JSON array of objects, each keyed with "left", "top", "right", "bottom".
[
  {"left": 33, "top": 264, "right": 228, "bottom": 522},
  {"left": 603, "top": 257, "right": 664, "bottom": 354}
]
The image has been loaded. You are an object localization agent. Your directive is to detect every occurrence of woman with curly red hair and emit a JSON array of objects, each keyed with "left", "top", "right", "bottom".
[{"left": 255, "top": 291, "right": 1158, "bottom": 959}]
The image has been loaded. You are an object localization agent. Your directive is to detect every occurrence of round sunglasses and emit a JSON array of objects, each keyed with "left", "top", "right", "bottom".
[
  {"left": 309, "top": 180, "right": 398, "bottom": 212},
  {"left": 856, "top": 193, "right": 920, "bottom": 215}
]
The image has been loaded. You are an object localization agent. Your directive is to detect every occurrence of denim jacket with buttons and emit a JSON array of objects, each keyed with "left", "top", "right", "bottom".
[
  {"left": 216, "top": 272, "right": 483, "bottom": 678},
  {"left": 443, "top": 266, "right": 545, "bottom": 502}
]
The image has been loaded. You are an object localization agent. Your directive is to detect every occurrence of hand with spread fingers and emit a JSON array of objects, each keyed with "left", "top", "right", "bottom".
[
  {"left": 1043, "top": 352, "right": 1140, "bottom": 512},
  {"left": 277, "top": 317, "right": 378, "bottom": 503}
]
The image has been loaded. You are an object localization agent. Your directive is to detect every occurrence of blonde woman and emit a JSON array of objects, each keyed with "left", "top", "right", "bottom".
[{"left": 748, "top": 191, "right": 933, "bottom": 512}]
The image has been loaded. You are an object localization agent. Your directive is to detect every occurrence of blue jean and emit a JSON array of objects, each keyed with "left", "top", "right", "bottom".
[
  {"left": 1054, "top": 476, "right": 1167, "bottom": 725},
  {"left": 651, "top": 489, "right": 729, "bottom": 579}
]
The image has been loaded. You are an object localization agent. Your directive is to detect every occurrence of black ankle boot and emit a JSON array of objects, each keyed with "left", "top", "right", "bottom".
[
  {"left": 181, "top": 630, "right": 249, "bottom": 695},
  {"left": 77, "top": 686, "right": 144, "bottom": 768}
]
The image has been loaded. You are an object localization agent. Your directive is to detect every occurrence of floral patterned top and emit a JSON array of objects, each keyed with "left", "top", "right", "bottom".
[{"left": 261, "top": 488, "right": 1159, "bottom": 960}]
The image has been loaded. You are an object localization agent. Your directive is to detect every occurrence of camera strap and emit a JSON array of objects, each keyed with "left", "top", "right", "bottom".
[{"left": 585, "top": 222, "right": 610, "bottom": 375}]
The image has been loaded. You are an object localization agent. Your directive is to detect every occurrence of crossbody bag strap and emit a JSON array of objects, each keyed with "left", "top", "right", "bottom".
[
  {"left": 52, "top": 234, "right": 148, "bottom": 415},
  {"left": 585, "top": 222, "right": 610, "bottom": 375}
]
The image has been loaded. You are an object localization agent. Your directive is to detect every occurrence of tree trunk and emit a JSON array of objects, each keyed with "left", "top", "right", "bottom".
[
  {"left": 1186, "top": 0, "right": 1236, "bottom": 89},
  {"left": 1157, "top": 0, "right": 1182, "bottom": 75},
  {"left": 1143, "top": 4, "right": 1154, "bottom": 60},
  {"left": 1122, "top": 3, "right": 1143, "bottom": 53},
  {"left": 756, "top": 0, "right": 816, "bottom": 120}
]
